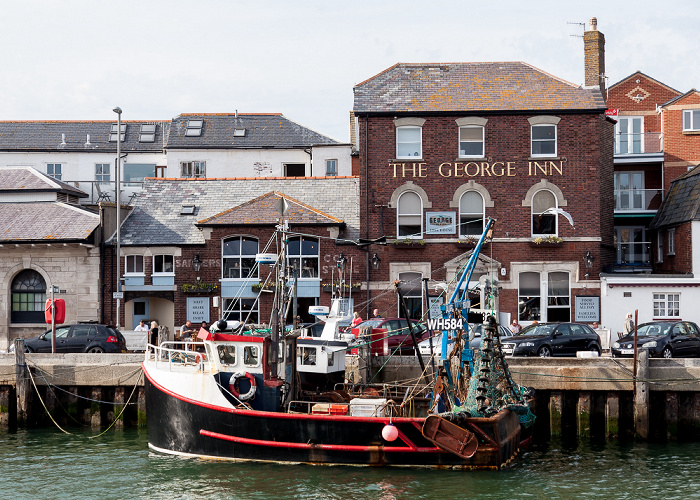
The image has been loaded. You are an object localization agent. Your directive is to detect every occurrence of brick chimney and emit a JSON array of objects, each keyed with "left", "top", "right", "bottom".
[{"left": 584, "top": 17, "right": 605, "bottom": 94}]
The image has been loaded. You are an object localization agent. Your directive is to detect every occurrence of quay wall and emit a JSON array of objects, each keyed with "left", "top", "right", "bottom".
[{"left": 5, "top": 352, "right": 700, "bottom": 442}]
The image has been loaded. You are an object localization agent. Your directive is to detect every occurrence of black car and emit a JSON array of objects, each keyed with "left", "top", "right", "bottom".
[
  {"left": 612, "top": 321, "right": 700, "bottom": 358},
  {"left": 17, "top": 324, "right": 127, "bottom": 353},
  {"left": 501, "top": 322, "right": 601, "bottom": 357}
]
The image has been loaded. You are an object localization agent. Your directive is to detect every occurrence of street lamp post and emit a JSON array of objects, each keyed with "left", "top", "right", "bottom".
[{"left": 113, "top": 107, "right": 122, "bottom": 329}]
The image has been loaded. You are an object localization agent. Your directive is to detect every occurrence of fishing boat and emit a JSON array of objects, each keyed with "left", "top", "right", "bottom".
[{"left": 143, "top": 218, "right": 535, "bottom": 468}]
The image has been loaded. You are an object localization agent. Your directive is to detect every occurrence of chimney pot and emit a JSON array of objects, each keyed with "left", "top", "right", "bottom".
[{"left": 589, "top": 17, "right": 598, "bottom": 31}]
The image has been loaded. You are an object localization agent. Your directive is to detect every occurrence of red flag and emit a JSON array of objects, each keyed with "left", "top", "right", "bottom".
[{"left": 197, "top": 327, "right": 210, "bottom": 341}]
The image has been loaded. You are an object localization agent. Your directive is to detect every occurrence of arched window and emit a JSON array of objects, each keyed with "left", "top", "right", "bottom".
[
  {"left": 287, "top": 236, "right": 319, "bottom": 278},
  {"left": 397, "top": 191, "right": 423, "bottom": 238},
  {"left": 532, "top": 189, "right": 557, "bottom": 236},
  {"left": 11, "top": 270, "right": 46, "bottom": 324},
  {"left": 459, "top": 191, "right": 484, "bottom": 237},
  {"left": 222, "top": 236, "right": 258, "bottom": 279}
]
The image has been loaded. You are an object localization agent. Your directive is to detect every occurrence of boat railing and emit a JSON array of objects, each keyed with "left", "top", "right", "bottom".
[
  {"left": 146, "top": 341, "right": 208, "bottom": 370},
  {"left": 337, "top": 382, "right": 433, "bottom": 400}
]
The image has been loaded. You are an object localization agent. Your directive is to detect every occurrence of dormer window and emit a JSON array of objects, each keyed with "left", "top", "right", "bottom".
[
  {"left": 139, "top": 124, "right": 156, "bottom": 142},
  {"left": 186, "top": 119, "right": 203, "bottom": 137},
  {"left": 109, "top": 124, "right": 126, "bottom": 142}
]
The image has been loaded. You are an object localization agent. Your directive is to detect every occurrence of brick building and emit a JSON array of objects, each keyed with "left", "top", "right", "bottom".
[
  {"left": 103, "top": 176, "right": 362, "bottom": 335},
  {"left": 352, "top": 23, "right": 614, "bottom": 325}
]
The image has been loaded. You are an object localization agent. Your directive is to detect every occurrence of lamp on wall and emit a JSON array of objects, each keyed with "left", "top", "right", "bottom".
[
  {"left": 371, "top": 252, "right": 381, "bottom": 270},
  {"left": 192, "top": 254, "right": 203, "bottom": 273},
  {"left": 584, "top": 250, "right": 594, "bottom": 280}
]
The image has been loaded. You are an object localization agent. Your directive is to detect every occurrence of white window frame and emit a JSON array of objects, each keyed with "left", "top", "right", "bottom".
[
  {"left": 222, "top": 236, "right": 259, "bottom": 279},
  {"left": 181, "top": 161, "right": 206, "bottom": 178},
  {"left": 139, "top": 124, "right": 156, "bottom": 143},
  {"left": 668, "top": 228, "right": 675, "bottom": 256},
  {"left": 222, "top": 297, "right": 259, "bottom": 324},
  {"left": 109, "top": 123, "right": 126, "bottom": 142},
  {"left": 95, "top": 163, "right": 111, "bottom": 184},
  {"left": 531, "top": 189, "right": 558, "bottom": 237},
  {"left": 518, "top": 271, "right": 541, "bottom": 322},
  {"left": 186, "top": 119, "right": 203, "bottom": 137},
  {"left": 458, "top": 125, "right": 484, "bottom": 158},
  {"left": 531, "top": 124, "right": 557, "bottom": 158},
  {"left": 398, "top": 271, "right": 423, "bottom": 320},
  {"left": 325, "top": 159, "right": 338, "bottom": 176},
  {"left": 546, "top": 271, "right": 571, "bottom": 322},
  {"left": 458, "top": 191, "right": 485, "bottom": 237},
  {"left": 615, "top": 116, "right": 644, "bottom": 154},
  {"left": 653, "top": 293, "right": 680, "bottom": 318},
  {"left": 153, "top": 254, "right": 174, "bottom": 275},
  {"left": 683, "top": 110, "right": 700, "bottom": 131},
  {"left": 47, "top": 163, "right": 62, "bottom": 180},
  {"left": 125, "top": 255, "right": 145, "bottom": 275},
  {"left": 287, "top": 236, "right": 320, "bottom": 279},
  {"left": 396, "top": 126, "right": 422, "bottom": 159},
  {"left": 397, "top": 191, "right": 423, "bottom": 239}
]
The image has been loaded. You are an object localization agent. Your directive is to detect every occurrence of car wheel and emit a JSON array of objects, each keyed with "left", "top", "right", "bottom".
[
  {"left": 538, "top": 345, "right": 551, "bottom": 357},
  {"left": 588, "top": 345, "right": 600, "bottom": 356},
  {"left": 662, "top": 346, "right": 672, "bottom": 359},
  {"left": 87, "top": 346, "right": 104, "bottom": 354}
]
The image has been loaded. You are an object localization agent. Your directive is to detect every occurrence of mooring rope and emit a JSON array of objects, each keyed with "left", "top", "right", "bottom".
[{"left": 26, "top": 363, "right": 143, "bottom": 438}]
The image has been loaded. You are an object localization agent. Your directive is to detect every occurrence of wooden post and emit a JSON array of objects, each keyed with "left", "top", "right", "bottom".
[
  {"left": 634, "top": 349, "right": 650, "bottom": 439},
  {"left": 577, "top": 392, "right": 591, "bottom": 438},
  {"left": 665, "top": 392, "right": 679, "bottom": 441},
  {"left": 605, "top": 392, "right": 620, "bottom": 439},
  {"left": 549, "top": 392, "right": 563, "bottom": 437},
  {"left": 14, "top": 339, "right": 29, "bottom": 426}
]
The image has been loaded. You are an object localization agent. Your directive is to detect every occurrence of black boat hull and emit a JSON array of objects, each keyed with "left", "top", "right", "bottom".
[{"left": 144, "top": 370, "right": 524, "bottom": 468}]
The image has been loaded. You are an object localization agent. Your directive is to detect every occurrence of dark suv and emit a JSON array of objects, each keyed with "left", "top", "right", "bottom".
[{"left": 17, "top": 324, "right": 127, "bottom": 353}]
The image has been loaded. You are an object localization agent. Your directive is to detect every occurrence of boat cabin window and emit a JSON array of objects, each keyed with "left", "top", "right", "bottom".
[
  {"left": 299, "top": 346, "right": 317, "bottom": 366},
  {"left": 243, "top": 345, "right": 260, "bottom": 366},
  {"left": 327, "top": 351, "right": 334, "bottom": 367},
  {"left": 217, "top": 344, "right": 236, "bottom": 365}
]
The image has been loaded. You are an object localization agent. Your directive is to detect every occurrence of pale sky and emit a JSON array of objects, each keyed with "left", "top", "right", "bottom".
[{"left": 1, "top": 0, "right": 698, "bottom": 143}]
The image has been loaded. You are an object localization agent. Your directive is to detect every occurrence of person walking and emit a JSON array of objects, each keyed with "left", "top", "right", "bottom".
[{"left": 623, "top": 313, "right": 635, "bottom": 336}]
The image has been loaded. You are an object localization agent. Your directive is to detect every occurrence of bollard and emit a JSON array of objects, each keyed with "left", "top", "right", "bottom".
[{"left": 634, "top": 349, "right": 649, "bottom": 439}]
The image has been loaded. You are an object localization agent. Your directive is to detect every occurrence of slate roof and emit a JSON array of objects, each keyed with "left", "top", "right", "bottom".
[
  {"left": 0, "top": 120, "right": 168, "bottom": 152},
  {"left": 198, "top": 191, "right": 345, "bottom": 226},
  {"left": 165, "top": 113, "right": 343, "bottom": 149},
  {"left": 353, "top": 62, "right": 606, "bottom": 114},
  {"left": 118, "top": 177, "right": 360, "bottom": 246},
  {"left": 0, "top": 202, "right": 99, "bottom": 242},
  {"left": 649, "top": 166, "right": 700, "bottom": 229},
  {"left": 0, "top": 166, "right": 87, "bottom": 197}
]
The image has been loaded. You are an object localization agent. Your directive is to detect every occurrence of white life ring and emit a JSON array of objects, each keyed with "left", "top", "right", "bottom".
[{"left": 229, "top": 372, "right": 257, "bottom": 401}]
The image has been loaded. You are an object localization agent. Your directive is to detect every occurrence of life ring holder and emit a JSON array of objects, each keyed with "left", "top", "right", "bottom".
[
  {"left": 229, "top": 372, "right": 257, "bottom": 401},
  {"left": 194, "top": 352, "right": 207, "bottom": 363}
]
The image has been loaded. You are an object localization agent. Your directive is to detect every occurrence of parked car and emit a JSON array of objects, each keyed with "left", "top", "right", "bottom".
[
  {"left": 612, "top": 321, "right": 700, "bottom": 358},
  {"left": 352, "top": 318, "right": 428, "bottom": 353},
  {"left": 501, "top": 322, "right": 601, "bottom": 357},
  {"left": 418, "top": 323, "right": 512, "bottom": 357},
  {"left": 12, "top": 324, "right": 127, "bottom": 353}
]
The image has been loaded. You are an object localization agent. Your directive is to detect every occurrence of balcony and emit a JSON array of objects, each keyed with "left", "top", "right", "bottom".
[
  {"left": 614, "top": 241, "right": 651, "bottom": 269},
  {"left": 66, "top": 180, "right": 144, "bottom": 205},
  {"left": 614, "top": 189, "right": 662, "bottom": 212},
  {"left": 614, "top": 131, "right": 663, "bottom": 164}
]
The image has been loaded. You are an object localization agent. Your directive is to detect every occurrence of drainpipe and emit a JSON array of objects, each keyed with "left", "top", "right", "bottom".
[{"left": 365, "top": 116, "right": 370, "bottom": 311}]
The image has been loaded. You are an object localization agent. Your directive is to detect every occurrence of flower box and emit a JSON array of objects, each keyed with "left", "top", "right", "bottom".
[
  {"left": 392, "top": 240, "right": 426, "bottom": 249},
  {"left": 528, "top": 241, "right": 563, "bottom": 248}
]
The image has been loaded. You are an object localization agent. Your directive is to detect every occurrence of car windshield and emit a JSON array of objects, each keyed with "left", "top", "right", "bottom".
[
  {"left": 517, "top": 324, "right": 555, "bottom": 337},
  {"left": 636, "top": 323, "right": 672, "bottom": 337},
  {"left": 358, "top": 319, "right": 384, "bottom": 329}
]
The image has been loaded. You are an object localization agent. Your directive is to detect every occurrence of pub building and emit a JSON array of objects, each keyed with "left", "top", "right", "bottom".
[{"left": 352, "top": 20, "right": 614, "bottom": 325}]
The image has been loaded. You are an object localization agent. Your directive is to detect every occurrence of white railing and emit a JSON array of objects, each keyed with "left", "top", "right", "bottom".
[
  {"left": 614, "top": 189, "right": 662, "bottom": 211},
  {"left": 146, "top": 341, "right": 207, "bottom": 371}
]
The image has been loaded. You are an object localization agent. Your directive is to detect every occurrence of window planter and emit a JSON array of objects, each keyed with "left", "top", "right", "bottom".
[
  {"left": 181, "top": 282, "right": 219, "bottom": 293},
  {"left": 392, "top": 239, "right": 426, "bottom": 249},
  {"left": 455, "top": 241, "right": 476, "bottom": 249},
  {"left": 528, "top": 241, "right": 563, "bottom": 248},
  {"left": 251, "top": 283, "right": 275, "bottom": 292},
  {"left": 322, "top": 283, "right": 362, "bottom": 293}
]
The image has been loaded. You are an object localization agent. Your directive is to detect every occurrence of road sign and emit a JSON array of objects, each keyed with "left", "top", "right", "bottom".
[{"left": 113, "top": 292, "right": 124, "bottom": 299}]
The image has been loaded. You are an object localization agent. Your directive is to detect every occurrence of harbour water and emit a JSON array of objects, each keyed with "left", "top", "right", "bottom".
[{"left": 2, "top": 428, "right": 699, "bottom": 499}]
